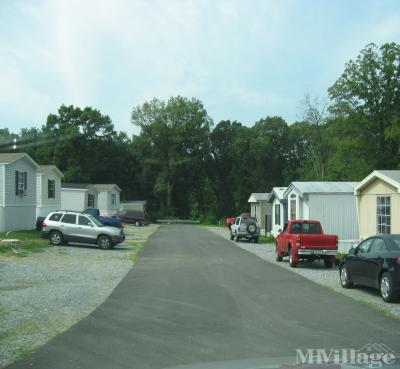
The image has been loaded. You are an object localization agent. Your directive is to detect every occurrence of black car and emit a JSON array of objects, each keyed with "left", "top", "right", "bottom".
[{"left": 339, "top": 234, "right": 400, "bottom": 302}]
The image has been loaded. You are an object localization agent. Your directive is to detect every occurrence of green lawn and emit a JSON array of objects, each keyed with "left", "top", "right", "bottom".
[
  {"left": 0, "top": 230, "right": 49, "bottom": 257},
  {"left": 258, "top": 235, "right": 276, "bottom": 244}
]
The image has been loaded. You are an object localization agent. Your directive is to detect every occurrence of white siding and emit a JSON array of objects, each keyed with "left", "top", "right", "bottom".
[
  {"left": 271, "top": 198, "right": 285, "bottom": 237},
  {"left": 38, "top": 171, "right": 61, "bottom": 207},
  {"left": 98, "top": 189, "right": 120, "bottom": 215},
  {"left": 0, "top": 158, "right": 37, "bottom": 231},
  {"left": 36, "top": 174, "right": 42, "bottom": 207},
  {"left": 36, "top": 168, "right": 63, "bottom": 217},
  {"left": 0, "top": 206, "right": 36, "bottom": 231},
  {"left": 97, "top": 191, "right": 108, "bottom": 212},
  {"left": 5, "top": 159, "right": 36, "bottom": 206},
  {"left": 61, "top": 190, "right": 86, "bottom": 211},
  {"left": 308, "top": 194, "right": 359, "bottom": 241},
  {"left": 0, "top": 164, "right": 4, "bottom": 206}
]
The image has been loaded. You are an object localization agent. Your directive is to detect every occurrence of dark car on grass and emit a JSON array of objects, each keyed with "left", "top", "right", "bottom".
[
  {"left": 114, "top": 210, "right": 149, "bottom": 226},
  {"left": 339, "top": 234, "right": 400, "bottom": 302}
]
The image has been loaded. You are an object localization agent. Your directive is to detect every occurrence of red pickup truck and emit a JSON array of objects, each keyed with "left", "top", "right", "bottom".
[{"left": 275, "top": 220, "right": 338, "bottom": 268}]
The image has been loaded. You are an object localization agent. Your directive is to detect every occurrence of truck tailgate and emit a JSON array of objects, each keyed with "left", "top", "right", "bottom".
[{"left": 298, "top": 234, "right": 338, "bottom": 250}]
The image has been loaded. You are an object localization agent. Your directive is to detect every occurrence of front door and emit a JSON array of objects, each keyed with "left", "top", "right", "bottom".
[
  {"left": 362, "top": 237, "right": 387, "bottom": 288},
  {"left": 59, "top": 213, "right": 78, "bottom": 242},
  {"left": 76, "top": 215, "right": 98, "bottom": 244}
]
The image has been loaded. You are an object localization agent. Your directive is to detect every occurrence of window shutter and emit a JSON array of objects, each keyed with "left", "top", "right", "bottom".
[
  {"left": 24, "top": 172, "right": 27, "bottom": 190},
  {"left": 48, "top": 179, "right": 51, "bottom": 198},
  {"left": 15, "top": 171, "right": 19, "bottom": 195}
]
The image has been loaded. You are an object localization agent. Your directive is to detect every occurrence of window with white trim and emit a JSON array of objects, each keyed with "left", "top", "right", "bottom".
[
  {"left": 88, "top": 194, "right": 95, "bottom": 208},
  {"left": 15, "top": 171, "right": 27, "bottom": 196},
  {"left": 274, "top": 204, "right": 280, "bottom": 225},
  {"left": 377, "top": 196, "right": 391, "bottom": 234},
  {"left": 111, "top": 193, "right": 116, "bottom": 205},
  {"left": 48, "top": 180, "right": 55, "bottom": 199},
  {"left": 290, "top": 194, "right": 296, "bottom": 220}
]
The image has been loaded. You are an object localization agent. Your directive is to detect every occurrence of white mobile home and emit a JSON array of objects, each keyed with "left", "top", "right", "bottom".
[
  {"left": 120, "top": 200, "right": 147, "bottom": 213},
  {"left": 267, "top": 187, "right": 287, "bottom": 237},
  {"left": 248, "top": 193, "right": 271, "bottom": 230},
  {"left": 283, "top": 182, "right": 359, "bottom": 251},
  {"left": 0, "top": 153, "right": 39, "bottom": 231},
  {"left": 36, "top": 165, "right": 64, "bottom": 217},
  {"left": 61, "top": 183, "right": 97, "bottom": 211},
  {"left": 94, "top": 184, "right": 121, "bottom": 216}
]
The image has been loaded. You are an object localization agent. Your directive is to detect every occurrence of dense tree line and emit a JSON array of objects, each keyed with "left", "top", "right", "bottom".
[{"left": 1, "top": 42, "right": 399, "bottom": 222}]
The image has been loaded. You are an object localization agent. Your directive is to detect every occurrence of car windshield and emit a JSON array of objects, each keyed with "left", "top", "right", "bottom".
[
  {"left": 290, "top": 222, "right": 321, "bottom": 234},
  {"left": 390, "top": 235, "right": 400, "bottom": 249},
  {"left": 87, "top": 215, "right": 103, "bottom": 227}
]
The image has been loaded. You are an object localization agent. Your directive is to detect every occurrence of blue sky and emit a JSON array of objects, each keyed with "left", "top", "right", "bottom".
[{"left": 1, "top": 0, "right": 400, "bottom": 135}]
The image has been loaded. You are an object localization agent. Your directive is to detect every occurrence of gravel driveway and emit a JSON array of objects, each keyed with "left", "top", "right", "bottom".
[
  {"left": 206, "top": 226, "right": 400, "bottom": 320},
  {"left": 0, "top": 224, "right": 158, "bottom": 368}
]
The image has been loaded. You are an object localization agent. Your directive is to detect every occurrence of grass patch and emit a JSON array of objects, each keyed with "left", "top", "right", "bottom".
[
  {"left": 360, "top": 299, "right": 400, "bottom": 321},
  {"left": 128, "top": 242, "right": 145, "bottom": 262},
  {"left": 124, "top": 240, "right": 146, "bottom": 262},
  {"left": 259, "top": 235, "right": 276, "bottom": 244},
  {"left": 11, "top": 345, "right": 34, "bottom": 362},
  {"left": 0, "top": 230, "right": 49, "bottom": 257}
]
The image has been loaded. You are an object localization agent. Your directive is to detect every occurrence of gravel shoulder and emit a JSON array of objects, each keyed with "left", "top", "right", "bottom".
[
  {"left": 206, "top": 226, "right": 400, "bottom": 320},
  {"left": 0, "top": 224, "right": 159, "bottom": 368}
]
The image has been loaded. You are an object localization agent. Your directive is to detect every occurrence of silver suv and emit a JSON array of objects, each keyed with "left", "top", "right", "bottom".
[
  {"left": 230, "top": 213, "right": 260, "bottom": 243},
  {"left": 41, "top": 211, "right": 125, "bottom": 249}
]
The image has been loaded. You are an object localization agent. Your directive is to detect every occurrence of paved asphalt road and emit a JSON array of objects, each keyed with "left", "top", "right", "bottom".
[{"left": 7, "top": 225, "right": 400, "bottom": 369}]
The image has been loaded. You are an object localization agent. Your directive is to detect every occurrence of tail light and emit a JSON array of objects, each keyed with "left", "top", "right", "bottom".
[
  {"left": 335, "top": 236, "right": 339, "bottom": 246},
  {"left": 42, "top": 222, "right": 47, "bottom": 228},
  {"left": 396, "top": 256, "right": 400, "bottom": 265},
  {"left": 296, "top": 235, "right": 301, "bottom": 245}
]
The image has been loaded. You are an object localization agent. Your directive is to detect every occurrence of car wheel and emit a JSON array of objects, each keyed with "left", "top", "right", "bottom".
[
  {"left": 50, "top": 231, "right": 63, "bottom": 246},
  {"left": 380, "top": 272, "right": 398, "bottom": 303},
  {"left": 275, "top": 244, "right": 283, "bottom": 262},
  {"left": 230, "top": 232, "right": 234, "bottom": 240},
  {"left": 340, "top": 265, "right": 353, "bottom": 288},
  {"left": 324, "top": 256, "right": 334, "bottom": 268},
  {"left": 235, "top": 232, "right": 239, "bottom": 242},
  {"left": 289, "top": 248, "right": 297, "bottom": 268},
  {"left": 98, "top": 235, "right": 112, "bottom": 250}
]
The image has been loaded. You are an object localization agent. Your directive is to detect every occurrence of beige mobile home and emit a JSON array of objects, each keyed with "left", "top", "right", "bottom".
[{"left": 355, "top": 170, "right": 400, "bottom": 240}]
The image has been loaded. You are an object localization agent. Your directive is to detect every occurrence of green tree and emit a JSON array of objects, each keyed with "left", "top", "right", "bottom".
[
  {"left": 328, "top": 42, "right": 400, "bottom": 168},
  {"left": 131, "top": 96, "right": 213, "bottom": 217}
]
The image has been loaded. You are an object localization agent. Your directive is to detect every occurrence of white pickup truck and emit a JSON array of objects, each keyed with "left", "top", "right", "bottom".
[{"left": 229, "top": 213, "right": 260, "bottom": 243}]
